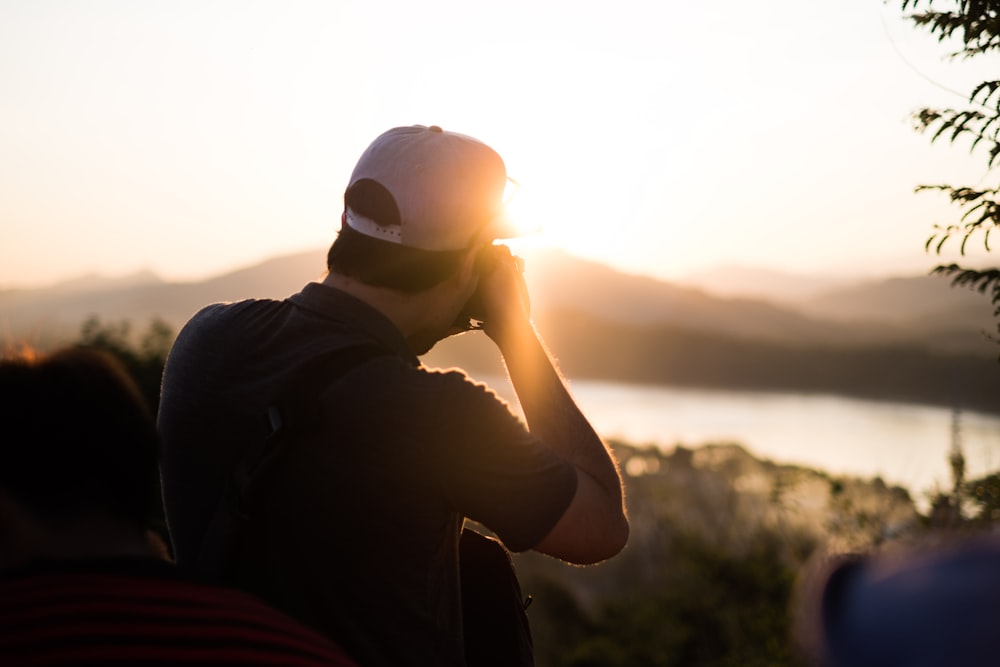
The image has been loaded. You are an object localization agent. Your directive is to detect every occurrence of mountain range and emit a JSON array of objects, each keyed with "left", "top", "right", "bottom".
[{"left": 2, "top": 247, "right": 997, "bottom": 413}]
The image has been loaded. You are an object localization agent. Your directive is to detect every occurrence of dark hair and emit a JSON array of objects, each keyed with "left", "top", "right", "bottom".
[
  {"left": 326, "top": 179, "right": 466, "bottom": 293},
  {"left": 0, "top": 347, "right": 159, "bottom": 528}
]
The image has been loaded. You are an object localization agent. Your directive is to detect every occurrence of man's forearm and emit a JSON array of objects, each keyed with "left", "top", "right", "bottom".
[{"left": 494, "top": 319, "right": 624, "bottom": 508}]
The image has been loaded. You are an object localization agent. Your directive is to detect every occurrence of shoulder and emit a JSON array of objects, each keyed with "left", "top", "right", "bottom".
[
  {"left": 170, "top": 301, "right": 265, "bottom": 352},
  {"left": 181, "top": 299, "right": 285, "bottom": 337},
  {"left": 414, "top": 365, "right": 509, "bottom": 402},
  {"left": 392, "top": 364, "right": 518, "bottom": 420},
  {"left": 166, "top": 299, "right": 289, "bottom": 370},
  {"left": 327, "top": 360, "right": 521, "bottom": 449},
  {"left": 353, "top": 357, "right": 503, "bottom": 397}
]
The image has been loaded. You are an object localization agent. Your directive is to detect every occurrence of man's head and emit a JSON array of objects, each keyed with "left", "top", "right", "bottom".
[
  {"left": 0, "top": 347, "right": 159, "bottom": 563},
  {"left": 327, "top": 125, "right": 513, "bottom": 293}
]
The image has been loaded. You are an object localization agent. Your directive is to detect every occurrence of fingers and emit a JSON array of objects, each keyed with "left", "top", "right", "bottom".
[{"left": 476, "top": 244, "right": 523, "bottom": 278}]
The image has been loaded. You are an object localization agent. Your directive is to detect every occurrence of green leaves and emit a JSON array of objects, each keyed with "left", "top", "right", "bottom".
[
  {"left": 913, "top": 107, "right": 999, "bottom": 163},
  {"left": 901, "top": 0, "right": 1000, "bottom": 347},
  {"left": 970, "top": 79, "right": 1000, "bottom": 110},
  {"left": 919, "top": 185, "right": 999, "bottom": 254},
  {"left": 931, "top": 264, "right": 1000, "bottom": 351},
  {"left": 901, "top": 1, "right": 1000, "bottom": 57},
  {"left": 932, "top": 263, "right": 1000, "bottom": 305}
]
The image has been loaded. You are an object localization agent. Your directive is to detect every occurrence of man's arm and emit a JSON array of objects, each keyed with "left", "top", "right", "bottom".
[{"left": 478, "top": 247, "right": 628, "bottom": 564}]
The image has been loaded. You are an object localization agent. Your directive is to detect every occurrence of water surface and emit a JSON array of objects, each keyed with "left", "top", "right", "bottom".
[{"left": 481, "top": 375, "right": 1000, "bottom": 498}]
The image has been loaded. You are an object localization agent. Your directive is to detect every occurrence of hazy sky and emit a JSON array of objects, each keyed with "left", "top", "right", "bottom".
[{"left": 1, "top": 0, "right": 997, "bottom": 289}]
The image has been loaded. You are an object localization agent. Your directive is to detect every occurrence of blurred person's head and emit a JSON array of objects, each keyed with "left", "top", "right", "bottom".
[
  {"left": 798, "top": 534, "right": 1000, "bottom": 667},
  {"left": 0, "top": 347, "right": 159, "bottom": 570}
]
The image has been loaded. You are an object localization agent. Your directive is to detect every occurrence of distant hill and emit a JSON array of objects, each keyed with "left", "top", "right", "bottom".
[
  {"left": 678, "top": 265, "right": 851, "bottom": 303},
  {"left": 802, "top": 273, "right": 995, "bottom": 326},
  {"left": 521, "top": 249, "right": 997, "bottom": 351},
  {"left": 2, "top": 247, "right": 997, "bottom": 413},
  {"left": 523, "top": 251, "right": 857, "bottom": 345},
  {"left": 676, "top": 262, "right": 997, "bottom": 352},
  {"left": 0, "top": 249, "right": 328, "bottom": 345},
  {"left": 6, "top": 246, "right": 992, "bottom": 352}
]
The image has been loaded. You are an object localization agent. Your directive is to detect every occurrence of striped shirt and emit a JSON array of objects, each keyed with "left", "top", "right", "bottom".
[{"left": 0, "top": 557, "right": 357, "bottom": 666}]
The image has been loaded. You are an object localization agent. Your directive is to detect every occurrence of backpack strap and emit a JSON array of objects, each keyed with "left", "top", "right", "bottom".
[{"left": 194, "top": 344, "right": 387, "bottom": 581}]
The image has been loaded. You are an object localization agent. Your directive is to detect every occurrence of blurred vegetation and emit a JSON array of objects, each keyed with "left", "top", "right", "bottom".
[
  {"left": 517, "top": 434, "right": 1000, "bottom": 667},
  {"left": 75, "top": 315, "right": 174, "bottom": 414},
  {"left": 902, "top": 0, "right": 1000, "bottom": 348},
  {"left": 515, "top": 441, "right": 920, "bottom": 667},
  {"left": 528, "top": 532, "right": 801, "bottom": 667},
  {"left": 62, "top": 317, "right": 1000, "bottom": 665}
]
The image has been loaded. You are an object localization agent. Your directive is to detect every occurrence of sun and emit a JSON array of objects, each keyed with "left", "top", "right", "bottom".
[{"left": 501, "top": 172, "right": 615, "bottom": 262}]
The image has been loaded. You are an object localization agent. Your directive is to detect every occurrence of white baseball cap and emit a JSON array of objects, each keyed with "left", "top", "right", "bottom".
[{"left": 345, "top": 125, "right": 518, "bottom": 251}]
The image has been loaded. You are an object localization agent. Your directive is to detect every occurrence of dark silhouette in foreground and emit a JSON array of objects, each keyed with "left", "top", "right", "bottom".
[
  {"left": 0, "top": 347, "right": 355, "bottom": 665},
  {"left": 800, "top": 533, "right": 1000, "bottom": 667}
]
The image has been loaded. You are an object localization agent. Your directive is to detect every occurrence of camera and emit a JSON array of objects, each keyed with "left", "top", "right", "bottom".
[
  {"left": 455, "top": 288, "right": 487, "bottom": 331},
  {"left": 453, "top": 246, "right": 524, "bottom": 332}
]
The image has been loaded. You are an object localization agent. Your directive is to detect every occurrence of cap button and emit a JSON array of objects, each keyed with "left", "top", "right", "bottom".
[{"left": 428, "top": 125, "right": 443, "bottom": 133}]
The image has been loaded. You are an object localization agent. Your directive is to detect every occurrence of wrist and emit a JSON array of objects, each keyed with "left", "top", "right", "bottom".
[{"left": 485, "top": 315, "right": 535, "bottom": 354}]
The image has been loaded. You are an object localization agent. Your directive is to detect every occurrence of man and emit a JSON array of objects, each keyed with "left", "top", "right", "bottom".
[
  {"left": 0, "top": 347, "right": 356, "bottom": 666},
  {"left": 158, "top": 124, "right": 629, "bottom": 666}
]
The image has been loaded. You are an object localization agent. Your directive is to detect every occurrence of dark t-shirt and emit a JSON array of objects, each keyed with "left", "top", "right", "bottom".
[
  {"left": 0, "top": 557, "right": 357, "bottom": 666},
  {"left": 158, "top": 282, "right": 577, "bottom": 666}
]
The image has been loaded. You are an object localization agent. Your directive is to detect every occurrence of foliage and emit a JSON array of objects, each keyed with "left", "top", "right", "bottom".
[
  {"left": 926, "top": 429, "right": 1000, "bottom": 526},
  {"left": 75, "top": 316, "right": 174, "bottom": 414},
  {"left": 902, "top": 0, "right": 1000, "bottom": 343},
  {"left": 537, "top": 532, "right": 803, "bottom": 667},
  {"left": 517, "top": 442, "right": 927, "bottom": 667},
  {"left": 963, "top": 471, "right": 1000, "bottom": 521},
  {"left": 902, "top": 1, "right": 1000, "bottom": 58},
  {"left": 518, "top": 438, "right": 1000, "bottom": 666}
]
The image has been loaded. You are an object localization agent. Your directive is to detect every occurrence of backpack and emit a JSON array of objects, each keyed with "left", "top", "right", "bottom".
[{"left": 194, "top": 345, "right": 535, "bottom": 666}]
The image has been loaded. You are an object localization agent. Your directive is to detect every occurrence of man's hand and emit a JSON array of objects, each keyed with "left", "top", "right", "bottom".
[{"left": 475, "top": 244, "right": 530, "bottom": 347}]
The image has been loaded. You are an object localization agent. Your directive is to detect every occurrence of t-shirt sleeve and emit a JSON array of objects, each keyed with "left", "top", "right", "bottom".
[{"left": 425, "top": 371, "right": 578, "bottom": 553}]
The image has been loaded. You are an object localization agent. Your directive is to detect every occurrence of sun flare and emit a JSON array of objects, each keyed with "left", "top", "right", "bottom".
[{"left": 501, "top": 171, "right": 616, "bottom": 262}]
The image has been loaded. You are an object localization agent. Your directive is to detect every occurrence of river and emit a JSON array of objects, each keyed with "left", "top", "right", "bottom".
[{"left": 480, "top": 375, "right": 1000, "bottom": 499}]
